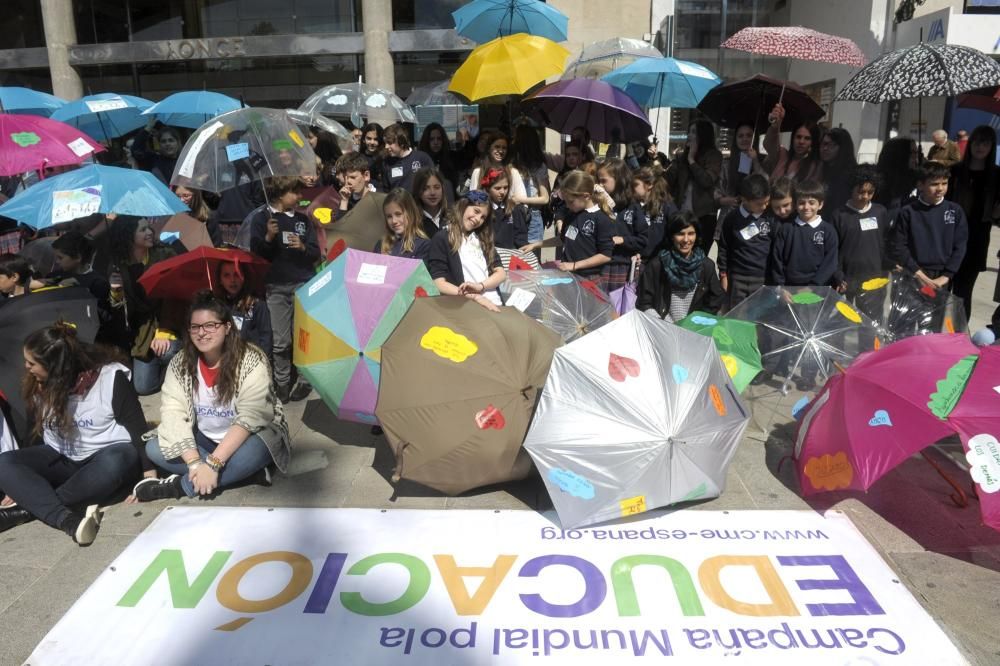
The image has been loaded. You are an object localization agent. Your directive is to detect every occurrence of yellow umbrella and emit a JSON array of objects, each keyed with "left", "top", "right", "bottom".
[{"left": 448, "top": 33, "right": 571, "bottom": 101}]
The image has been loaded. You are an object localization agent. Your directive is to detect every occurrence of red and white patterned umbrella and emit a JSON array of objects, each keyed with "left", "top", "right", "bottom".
[{"left": 721, "top": 27, "right": 866, "bottom": 68}]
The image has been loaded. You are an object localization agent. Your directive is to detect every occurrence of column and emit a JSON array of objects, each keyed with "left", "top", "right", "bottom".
[
  {"left": 40, "top": 0, "right": 84, "bottom": 100},
  {"left": 362, "top": 0, "right": 397, "bottom": 127}
]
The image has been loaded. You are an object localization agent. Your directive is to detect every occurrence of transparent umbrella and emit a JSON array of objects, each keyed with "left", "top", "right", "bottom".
[
  {"left": 299, "top": 80, "right": 416, "bottom": 127},
  {"left": 849, "top": 271, "right": 968, "bottom": 343},
  {"left": 285, "top": 109, "right": 355, "bottom": 152},
  {"left": 170, "top": 107, "right": 318, "bottom": 194},
  {"left": 499, "top": 268, "right": 615, "bottom": 342},
  {"left": 562, "top": 37, "right": 663, "bottom": 80},
  {"left": 405, "top": 80, "right": 466, "bottom": 107}
]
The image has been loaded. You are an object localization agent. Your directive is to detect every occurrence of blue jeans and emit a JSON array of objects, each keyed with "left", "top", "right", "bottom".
[
  {"left": 527, "top": 209, "right": 544, "bottom": 244},
  {"left": 133, "top": 339, "right": 181, "bottom": 396},
  {"left": 0, "top": 443, "right": 139, "bottom": 528},
  {"left": 145, "top": 429, "right": 272, "bottom": 497}
]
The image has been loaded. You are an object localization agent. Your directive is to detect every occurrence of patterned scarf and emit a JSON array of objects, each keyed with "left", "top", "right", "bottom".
[{"left": 659, "top": 247, "right": 705, "bottom": 292}]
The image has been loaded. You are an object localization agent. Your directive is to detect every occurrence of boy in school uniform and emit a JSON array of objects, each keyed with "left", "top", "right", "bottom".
[
  {"left": 767, "top": 179, "right": 839, "bottom": 390},
  {"left": 717, "top": 173, "right": 773, "bottom": 309},
  {"left": 335, "top": 153, "right": 378, "bottom": 221},
  {"left": 249, "top": 176, "right": 320, "bottom": 404},
  {"left": 888, "top": 160, "right": 968, "bottom": 293},
  {"left": 382, "top": 124, "right": 432, "bottom": 192}
]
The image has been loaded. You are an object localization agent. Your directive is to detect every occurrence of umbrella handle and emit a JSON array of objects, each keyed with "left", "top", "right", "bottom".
[{"left": 920, "top": 450, "right": 969, "bottom": 508}]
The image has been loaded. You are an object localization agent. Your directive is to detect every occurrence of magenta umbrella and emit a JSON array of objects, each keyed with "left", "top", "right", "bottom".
[
  {"left": 794, "top": 334, "right": 979, "bottom": 496},
  {"left": 522, "top": 78, "right": 651, "bottom": 143},
  {"left": 0, "top": 114, "right": 104, "bottom": 177},
  {"left": 948, "top": 345, "right": 1000, "bottom": 531}
]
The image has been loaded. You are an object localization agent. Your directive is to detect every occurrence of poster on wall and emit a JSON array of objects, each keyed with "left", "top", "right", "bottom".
[
  {"left": 28, "top": 508, "right": 966, "bottom": 665},
  {"left": 415, "top": 104, "right": 479, "bottom": 144}
]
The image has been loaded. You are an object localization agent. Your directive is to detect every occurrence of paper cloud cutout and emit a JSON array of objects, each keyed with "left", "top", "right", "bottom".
[
  {"left": 365, "top": 93, "right": 387, "bottom": 108},
  {"left": 10, "top": 131, "right": 41, "bottom": 147},
  {"left": 720, "top": 354, "right": 739, "bottom": 378},
  {"left": 836, "top": 302, "right": 862, "bottom": 323},
  {"left": 690, "top": 315, "right": 717, "bottom": 326},
  {"left": 792, "top": 396, "right": 810, "bottom": 420},
  {"left": 671, "top": 364, "right": 688, "bottom": 383},
  {"left": 541, "top": 277, "right": 574, "bottom": 286},
  {"left": 862, "top": 277, "right": 889, "bottom": 291},
  {"left": 927, "top": 354, "right": 978, "bottom": 419},
  {"left": 966, "top": 434, "right": 1000, "bottom": 494},
  {"left": 326, "top": 94, "right": 349, "bottom": 106},
  {"left": 804, "top": 452, "right": 854, "bottom": 491},
  {"left": 420, "top": 326, "right": 478, "bottom": 363},
  {"left": 791, "top": 291, "right": 824, "bottom": 305},
  {"left": 548, "top": 468, "right": 595, "bottom": 499},
  {"left": 868, "top": 409, "right": 892, "bottom": 427}
]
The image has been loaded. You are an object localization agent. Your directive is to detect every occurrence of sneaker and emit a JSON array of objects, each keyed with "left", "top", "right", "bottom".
[
  {"left": 133, "top": 474, "right": 184, "bottom": 502},
  {"left": 250, "top": 466, "right": 273, "bottom": 488},
  {"left": 289, "top": 381, "right": 312, "bottom": 402},
  {"left": 74, "top": 504, "right": 102, "bottom": 546},
  {"left": 275, "top": 383, "right": 291, "bottom": 404}
]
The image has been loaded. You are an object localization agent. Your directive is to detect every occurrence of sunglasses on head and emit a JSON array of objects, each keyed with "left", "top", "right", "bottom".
[{"left": 466, "top": 190, "right": 488, "bottom": 204}]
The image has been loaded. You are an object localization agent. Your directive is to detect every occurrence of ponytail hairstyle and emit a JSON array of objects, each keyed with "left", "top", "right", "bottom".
[
  {"left": 480, "top": 166, "right": 514, "bottom": 216},
  {"left": 0, "top": 253, "right": 34, "bottom": 287},
  {"left": 381, "top": 188, "right": 427, "bottom": 255},
  {"left": 448, "top": 192, "right": 496, "bottom": 266},
  {"left": 596, "top": 158, "right": 633, "bottom": 210},
  {"left": 182, "top": 291, "right": 248, "bottom": 407},
  {"left": 22, "top": 321, "right": 125, "bottom": 439},
  {"left": 632, "top": 167, "right": 671, "bottom": 217},
  {"left": 559, "top": 171, "right": 614, "bottom": 216}
]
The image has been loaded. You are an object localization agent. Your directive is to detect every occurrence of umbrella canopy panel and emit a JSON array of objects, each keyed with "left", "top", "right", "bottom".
[
  {"left": 696, "top": 74, "right": 826, "bottom": 131},
  {"left": 0, "top": 114, "right": 104, "bottom": 177},
  {"left": 142, "top": 91, "right": 242, "bottom": 129},
  {"left": 499, "top": 268, "right": 615, "bottom": 342},
  {"left": 562, "top": 37, "right": 664, "bottom": 80},
  {"left": 452, "top": 0, "right": 569, "bottom": 44},
  {"left": 721, "top": 27, "right": 867, "bottom": 68},
  {"left": 523, "top": 78, "right": 652, "bottom": 143},
  {"left": 448, "top": 34, "right": 571, "bottom": 102},
  {"left": 602, "top": 57, "right": 721, "bottom": 109}
]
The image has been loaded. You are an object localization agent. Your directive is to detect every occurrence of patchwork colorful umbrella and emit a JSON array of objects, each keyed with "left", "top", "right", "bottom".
[
  {"left": 499, "top": 268, "right": 615, "bottom": 342},
  {"left": 0, "top": 164, "right": 187, "bottom": 230},
  {"left": 678, "top": 310, "right": 763, "bottom": 393},
  {"left": 137, "top": 247, "right": 269, "bottom": 300},
  {"left": 448, "top": 34, "right": 570, "bottom": 102},
  {"left": 524, "top": 310, "right": 749, "bottom": 528},
  {"left": 295, "top": 250, "right": 439, "bottom": 425},
  {"left": 51, "top": 93, "right": 153, "bottom": 141},
  {"left": 726, "top": 286, "right": 881, "bottom": 394},
  {"left": 0, "top": 114, "right": 103, "bottom": 176},
  {"left": 794, "top": 334, "right": 979, "bottom": 498},
  {"left": 376, "top": 296, "right": 561, "bottom": 494},
  {"left": 851, "top": 271, "right": 968, "bottom": 343},
  {"left": 946, "top": 345, "right": 1000, "bottom": 531}
]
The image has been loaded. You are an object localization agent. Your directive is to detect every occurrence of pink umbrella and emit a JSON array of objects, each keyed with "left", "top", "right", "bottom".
[
  {"left": 0, "top": 114, "right": 104, "bottom": 177},
  {"left": 947, "top": 346, "right": 1000, "bottom": 531},
  {"left": 721, "top": 27, "right": 867, "bottom": 68},
  {"left": 794, "top": 334, "right": 979, "bottom": 496}
]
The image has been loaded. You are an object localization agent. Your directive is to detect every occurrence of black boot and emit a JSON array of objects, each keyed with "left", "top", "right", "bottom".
[{"left": 0, "top": 505, "right": 34, "bottom": 533}]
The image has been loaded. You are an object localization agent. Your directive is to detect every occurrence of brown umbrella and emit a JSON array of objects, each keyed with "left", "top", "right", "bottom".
[
  {"left": 150, "top": 213, "right": 214, "bottom": 251},
  {"left": 325, "top": 191, "right": 386, "bottom": 261},
  {"left": 296, "top": 185, "right": 341, "bottom": 257},
  {"left": 376, "top": 296, "right": 562, "bottom": 495}
]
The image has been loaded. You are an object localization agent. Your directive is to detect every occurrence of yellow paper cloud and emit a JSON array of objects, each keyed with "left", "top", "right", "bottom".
[
  {"left": 803, "top": 452, "right": 854, "bottom": 491},
  {"left": 420, "top": 326, "right": 478, "bottom": 363},
  {"left": 836, "top": 302, "right": 861, "bottom": 323},
  {"left": 861, "top": 277, "right": 889, "bottom": 291},
  {"left": 720, "top": 354, "right": 739, "bottom": 378},
  {"left": 314, "top": 207, "right": 332, "bottom": 224}
]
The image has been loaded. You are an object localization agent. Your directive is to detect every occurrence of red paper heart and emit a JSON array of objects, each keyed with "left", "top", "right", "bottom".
[
  {"left": 920, "top": 285, "right": 937, "bottom": 298},
  {"left": 475, "top": 405, "right": 506, "bottom": 430},
  {"left": 608, "top": 353, "right": 640, "bottom": 382},
  {"left": 508, "top": 257, "right": 533, "bottom": 271},
  {"left": 327, "top": 238, "right": 347, "bottom": 262},
  {"left": 579, "top": 279, "right": 609, "bottom": 303},
  {"left": 414, "top": 286, "right": 429, "bottom": 298}
]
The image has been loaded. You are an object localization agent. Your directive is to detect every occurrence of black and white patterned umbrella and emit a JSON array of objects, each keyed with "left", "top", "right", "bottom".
[{"left": 836, "top": 43, "right": 1000, "bottom": 102}]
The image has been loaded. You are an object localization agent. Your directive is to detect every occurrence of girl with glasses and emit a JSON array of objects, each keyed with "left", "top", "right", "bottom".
[{"left": 133, "top": 292, "right": 289, "bottom": 501}]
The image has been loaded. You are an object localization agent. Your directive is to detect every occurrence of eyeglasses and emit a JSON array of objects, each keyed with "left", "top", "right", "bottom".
[
  {"left": 466, "top": 190, "right": 488, "bottom": 204},
  {"left": 189, "top": 321, "right": 225, "bottom": 334}
]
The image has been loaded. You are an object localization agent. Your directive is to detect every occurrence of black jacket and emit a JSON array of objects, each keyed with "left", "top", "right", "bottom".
[
  {"left": 232, "top": 298, "right": 273, "bottom": 360},
  {"left": 427, "top": 231, "right": 502, "bottom": 288},
  {"left": 636, "top": 255, "right": 724, "bottom": 320}
]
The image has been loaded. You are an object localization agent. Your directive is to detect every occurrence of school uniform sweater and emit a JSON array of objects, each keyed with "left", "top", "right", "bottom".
[
  {"left": 888, "top": 198, "right": 969, "bottom": 278},
  {"left": 559, "top": 206, "right": 615, "bottom": 277},
  {"left": 717, "top": 205, "right": 776, "bottom": 279},
  {"left": 383, "top": 149, "right": 433, "bottom": 191},
  {"left": 829, "top": 202, "right": 891, "bottom": 285},
  {"left": 372, "top": 235, "right": 432, "bottom": 262},
  {"left": 641, "top": 201, "right": 679, "bottom": 259},
  {"left": 247, "top": 205, "right": 321, "bottom": 285},
  {"left": 768, "top": 216, "right": 839, "bottom": 286},
  {"left": 612, "top": 201, "right": 649, "bottom": 265},
  {"left": 491, "top": 202, "right": 529, "bottom": 250}
]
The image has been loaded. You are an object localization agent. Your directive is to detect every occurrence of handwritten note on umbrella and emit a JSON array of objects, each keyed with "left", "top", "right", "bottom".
[{"left": 51, "top": 186, "right": 102, "bottom": 225}]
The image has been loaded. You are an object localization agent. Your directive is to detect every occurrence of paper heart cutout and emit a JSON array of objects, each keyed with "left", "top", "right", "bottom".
[
  {"left": 327, "top": 238, "right": 347, "bottom": 262},
  {"left": 414, "top": 286, "right": 429, "bottom": 298},
  {"left": 609, "top": 353, "right": 640, "bottom": 382},
  {"left": 313, "top": 207, "right": 332, "bottom": 224},
  {"left": 508, "top": 257, "right": 534, "bottom": 271},
  {"left": 712, "top": 327, "right": 733, "bottom": 346},
  {"left": 475, "top": 404, "right": 505, "bottom": 430},
  {"left": 10, "top": 131, "right": 41, "bottom": 147},
  {"left": 720, "top": 354, "right": 739, "bottom": 378},
  {"left": 920, "top": 285, "right": 937, "bottom": 298},
  {"left": 868, "top": 409, "right": 892, "bottom": 427},
  {"left": 548, "top": 468, "right": 595, "bottom": 499},
  {"left": 579, "top": 279, "right": 609, "bottom": 302},
  {"left": 672, "top": 364, "right": 688, "bottom": 383}
]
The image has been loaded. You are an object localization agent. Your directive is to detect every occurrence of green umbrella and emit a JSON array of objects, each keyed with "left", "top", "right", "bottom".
[{"left": 677, "top": 311, "right": 762, "bottom": 392}]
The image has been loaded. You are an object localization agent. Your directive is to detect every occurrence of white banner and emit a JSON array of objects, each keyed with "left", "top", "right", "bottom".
[{"left": 29, "top": 508, "right": 965, "bottom": 665}]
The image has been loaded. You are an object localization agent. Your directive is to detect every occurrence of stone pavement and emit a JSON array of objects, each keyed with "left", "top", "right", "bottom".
[{"left": 1, "top": 229, "right": 999, "bottom": 666}]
